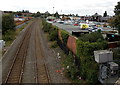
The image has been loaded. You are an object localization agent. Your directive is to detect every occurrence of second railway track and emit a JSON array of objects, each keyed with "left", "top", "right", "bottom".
[
  {"left": 3, "top": 21, "right": 35, "bottom": 84},
  {"left": 34, "top": 19, "right": 51, "bottom": 84}
]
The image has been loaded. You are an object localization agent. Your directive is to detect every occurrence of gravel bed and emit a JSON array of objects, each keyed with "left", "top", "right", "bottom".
[{"left": 39, "top": 21, "right": 71, "bottom": 83}]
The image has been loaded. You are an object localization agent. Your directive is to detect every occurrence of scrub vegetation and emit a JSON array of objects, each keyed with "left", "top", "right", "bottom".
[
  {"left": 42, "top": 19, "right": 108, "bottom": 84},
  {"left": 2, "top": 14, "right": 31, "bottom": 46}
]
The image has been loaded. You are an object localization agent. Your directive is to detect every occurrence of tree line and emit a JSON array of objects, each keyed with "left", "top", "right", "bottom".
[
  {"left": 2, "top": 14, "right": 15, "bottom": 34},
  {"left": 109, "top": 2, "right": 120, "bottom": 34}
]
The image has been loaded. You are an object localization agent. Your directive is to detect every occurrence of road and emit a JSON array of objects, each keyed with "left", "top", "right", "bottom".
[{"left": 1, "top": 18, "right": 70, "bottom": 84}]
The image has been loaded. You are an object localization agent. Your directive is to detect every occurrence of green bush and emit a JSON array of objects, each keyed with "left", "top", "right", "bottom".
[
  {"left": 86, "top": 69, "right": 98, "bottom": 84},
  {"left": 42, "top": 20, "right": 58, "bottom": 41},
  {"left": 63, "top": 52, "right": 79, "bottom": 80},
  {"left": 2, "top": 14, "right": 15, "bottom": 34},
  {"left": 112, "top": 48, "right": 120, "bottom": 59},
  {"left": 48, "top": 26, "right": 58, "bottom": 41},
  {"left": 3, "top": 29, "right": 17, "bottom": 46},
  {"left": 50, "top": 41, "right": 58, "bottom": 48},
  {"left": 42, "top": 20, "right": 52, "bottom": 32},
  {"left": 76, "top": 39, "right": 107, "bottom": 84},
  {"left": 3, "top": 30, "right": 16, "bottom": 41},
  {"left": 112, "top": 48, "right": 120, "bottom": 66},
  {"left": 61, "top": 30, "right": 69, "bottom": 44},
  {"left": 76, "top": 40, "right": 108, "bottom": 56},
  {"left": 43, "top": 23, "right": 52, "bottom": 32},
  {"left": 78, "top": 32, "right": 104, "bottom": 42},
  {"left": 77, "top": 55, "right": 99, "bottom": 85}
]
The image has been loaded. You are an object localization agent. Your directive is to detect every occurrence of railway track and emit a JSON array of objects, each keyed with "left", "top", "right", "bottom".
[
  {"left": 2, "top": 19, "right": 51, "bottom": 84},
  {"left": 34, "top": 19, "right": 51, "bottom": 84},
  {"left": 3, "top": 21, "right": 34, "bottom": 84}
]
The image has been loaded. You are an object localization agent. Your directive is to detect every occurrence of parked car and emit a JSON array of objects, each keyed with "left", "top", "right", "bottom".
[
  {"left": 88, "top": 28, "right": 97, "bottom": 32},
  {"left": 64, "top": 20, "right": 73, "bottom": 25},
  {"left": 74, "top": 23, "right": 79, "bottom": 26},
  {"left": 73, "top": 22, "right": 79, "bottom": 26},
  {"left": 57, "top": 21, "right": 64, "bottom": 24},
  {"left": 88, "top": 27, "right": 103, "bottom": 32}
]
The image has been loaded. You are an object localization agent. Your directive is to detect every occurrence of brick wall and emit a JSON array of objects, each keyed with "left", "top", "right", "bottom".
[{"left": 67, "top": 36, "right": 77, "bottom": 55}]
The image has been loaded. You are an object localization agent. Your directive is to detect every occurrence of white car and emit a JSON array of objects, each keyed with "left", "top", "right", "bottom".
[
  {"left": 88, "top": 27, "right": 103, "bottom": 32},
  {"left": 64, "top": 20, "right": 73, "bottom": 25},
  {"left": 57, "top": 20, "right": 64, "bottom": 24}
]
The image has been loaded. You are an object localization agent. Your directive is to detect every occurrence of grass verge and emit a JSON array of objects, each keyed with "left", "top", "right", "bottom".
[{"left": 2, "top": 20, "right": 32, "bottom": 54}]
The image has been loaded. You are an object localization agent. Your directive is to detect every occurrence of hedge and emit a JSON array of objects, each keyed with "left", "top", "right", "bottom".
[
  {"left": 48, "top": 26, "right": 58, "bottom": 41},
  {"left": 42, "top": 19, "right": 52, "bottom": 32},
  {"left": 78, "top": 32, "right": 104, "bottom": 42},
  {"left": 76, "top": 40, "right": 108, "bottom": 56},
  {"left": 61, "top": 30, "right": 69, "bottom": 45},
  {"left": 42, "top": 19, "right": 58, "bottom": 41},
  {"left": 76, "top": 39, "right": 107, "bottom": 84}
]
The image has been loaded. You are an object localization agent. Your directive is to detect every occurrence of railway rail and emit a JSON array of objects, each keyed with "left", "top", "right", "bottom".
[
  {"left": 34, "top": 19, "right": 51, "bottom": 84},
  {"left": 3, "top": 21, "right": 34, "bottom": 84},
  {"left": 2, "top": 19, "right": 51, "bottom": 84}
]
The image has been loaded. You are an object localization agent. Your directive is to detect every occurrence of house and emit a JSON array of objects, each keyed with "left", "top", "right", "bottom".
[
  {"left": 100, "top": 16, "right": 112, "bottom": 22},
  {"left": 92, "top": 13, "right": 102, "bottom": 22}
]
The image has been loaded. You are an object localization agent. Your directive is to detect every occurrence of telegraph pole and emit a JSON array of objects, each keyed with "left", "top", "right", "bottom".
[{"left": 53, "top": 7, "right": 54, "bottom": 16}]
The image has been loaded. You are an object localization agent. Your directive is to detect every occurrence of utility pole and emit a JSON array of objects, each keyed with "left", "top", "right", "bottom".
[{"left": 53, "top": 7, "right": 54, "bottom": 16}]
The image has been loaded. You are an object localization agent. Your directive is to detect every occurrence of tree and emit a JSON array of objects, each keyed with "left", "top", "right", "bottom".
[
  {"left": 62, "top": 14, "right": 65, "bottom": 18},
  {"left": 2, "top": 14, "right": 15, "bottom": 34},
  {"left": 54, "top": 12, "right": 59, "bottom": 18},
  {"left": 108, "top": 16, "right": 116, "bottom": 28},
  {"left": 114, "top": 2, "right": 120, "bottom": 34},
  {"left": 44, "top": 11, "right": 51, "bottom": 18},
  {"left": 113, "top": 15, "right": 120, "bottom": 34},
  {"left": 114, "top": 2, "right": 120, "bottom": 15},
  {"left": 25, "top": 10, "right": 29, "bottom": 13},
  {"left": 103, "top": 11, "right": 107, "bottom": 17},
  {"left": 22, "top": 10, "right": 25, "bottom": 13},
  {"left": 76, "top": 14, "right": 79, "bottom": 17},
  {"left": 34, "top": 11, "right": 41, "bottom": 17},
  {"left": 72, "top": 14, "right": 75, "bottom": 17},
  {"left": 109, "top": 2, "right": 120, "bottom": 34}
]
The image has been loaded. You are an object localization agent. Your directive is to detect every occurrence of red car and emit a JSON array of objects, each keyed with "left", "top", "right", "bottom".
[{"left": 74, "top": 24, "right": 79, "bottom": 26}]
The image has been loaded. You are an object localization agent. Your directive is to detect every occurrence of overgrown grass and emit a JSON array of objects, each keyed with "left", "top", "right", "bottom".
[
  {"left": 50, "top": 41, "right": 58, "bottom": 48},
  {"left": 62, "top": 52, "right": 79, "bottom": 80},
  {"left": 2, "top": 29, "right": 17, "bottom": 46},
  {"left": 3, "top": 20, "right": 32, "bottom": 47},
  {"left": 42, "top": 19, "right": 59, "bottom": 48},
  {"left": 61, "top": 30, "right": 69, "bottom": 45}
]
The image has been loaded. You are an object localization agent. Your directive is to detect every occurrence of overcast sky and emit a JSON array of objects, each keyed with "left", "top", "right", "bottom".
[{"left": 0, "top": 0, "right": 119, "bottom": 16}]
